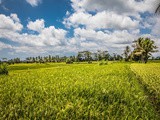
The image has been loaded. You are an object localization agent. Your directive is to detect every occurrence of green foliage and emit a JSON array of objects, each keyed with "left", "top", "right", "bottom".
[
  {"left": 66, "top": 58, "right": 73, "bottom": 64},
  {"left": 124, "top": 46, "right": 131, "bottom": 61},
  {"left": 132, "top": 37, "right": 158, "bottom": 63},
  {"left": 0, "top": 63, "right": 9, "bottom": 75},
  {"left": 99, "top": 60, "right": 108, "bottom": 65}
]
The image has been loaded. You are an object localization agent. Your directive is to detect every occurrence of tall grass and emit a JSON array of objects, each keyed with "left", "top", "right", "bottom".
[{"left": 131, "top": 63, "right": 160, "bottom": 114}]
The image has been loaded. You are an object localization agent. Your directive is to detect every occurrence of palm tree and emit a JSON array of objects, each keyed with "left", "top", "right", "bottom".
[{"left": 133, "top": 37, "right": 158, "bottom": 63}]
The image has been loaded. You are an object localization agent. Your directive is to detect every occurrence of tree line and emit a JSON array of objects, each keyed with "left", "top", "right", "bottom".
[{"left": 0, "top": 37, "right": 159, "bottom": 64}]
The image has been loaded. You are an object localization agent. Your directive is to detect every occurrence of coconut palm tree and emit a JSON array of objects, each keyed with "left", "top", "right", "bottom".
[{"left": 133, "top": 37, "right": 158, "bottom": 63}]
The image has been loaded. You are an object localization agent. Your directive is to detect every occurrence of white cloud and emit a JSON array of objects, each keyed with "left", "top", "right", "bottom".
[
  {"left": 39, "top": 26, "right": 67, "bottom": 46},
  {"left": 64, "top": 11, "right": 139, "bottom": 30},
  {"left": 151, "top": 16, "right": 160, "bottom": 36},
  {"left": 74, "top": 28, "right": 137, "bottom": 44},
  {"left": 0, "top": 14, "right": 67, "bottom": 50},
  {"left": 72, "top": 28, "right": 139, "bottom": 53},
  {"left": 27, "top": 19, "right": 45, "bottom": 32},
  {"left": 62, "top": 0, "right": 160, "bottom": 55},
  {"left": 0, "top": 14, "right": 23, "bottom": 32},
  {"left": 26, "top": 0, "right": 42, "bottom": 7},
  {"left": 0, "top": 41, "right": 12, "bottom": 50},
  {"left": 10, "top": 13, "right": 20, "bottom": 22},
  {"left": 71, "top": 0, "right": 158, "bottom": 14}
]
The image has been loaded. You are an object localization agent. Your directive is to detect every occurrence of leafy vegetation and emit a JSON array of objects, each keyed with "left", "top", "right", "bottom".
[
  {"left": 123, "top": 46, "right": 131, "bottom": 62},
  {"left": 0, "top": 63, "right": 8, "bottom": 75},
  {"left": 99, "top": 60, "right": 108, "bottom": 65},
  {"left": 0, "top": 63, "right": 159, "bottom": 119},
  {"left": 66, "top": 58, "right": 73, "bottom": 64},
  {"left": 132, "top": 38, "right": 158, "bottom": 63}
]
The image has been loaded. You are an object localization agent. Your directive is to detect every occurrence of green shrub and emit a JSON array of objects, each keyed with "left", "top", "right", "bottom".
[
  {"left": 99, "top": 60, "right": 108, "bottom": 65},
  {"left": 66, "top": 58, "right": 73, "bottom": 64},
  {"left": 88, "top": 61, "right": 92, "bottom": 64},
  {"left": 0, "top": 63, "right": 9, "bottom": 75}
]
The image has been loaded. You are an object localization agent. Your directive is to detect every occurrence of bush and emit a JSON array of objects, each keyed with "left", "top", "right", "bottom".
[
  {"left": 99, "top": 60, "right": 108, "bottom": 65},
  {"left": 88, "top": 61, "right": 92, "bottom": 64},
  {"left": 0, "top": 63, "right": 9, "bottom": 75},
  {"left": 66, "top": 58, "right": 73, "bottom": 64}
]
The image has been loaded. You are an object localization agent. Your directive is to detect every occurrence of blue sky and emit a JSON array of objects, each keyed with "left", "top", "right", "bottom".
[
  {"left": 0, "top": 0, "right": 71, "bottom": 30},
  {"left": 0, "top": 0, "right": 160, "bottom": 59}
]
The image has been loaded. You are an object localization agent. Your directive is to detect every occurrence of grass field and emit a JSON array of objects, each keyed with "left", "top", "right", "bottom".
[{"left": 0, "top": 63, "right": 160, "bottom": 119}]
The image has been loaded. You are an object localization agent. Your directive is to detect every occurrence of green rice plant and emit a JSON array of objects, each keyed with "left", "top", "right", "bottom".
[
  {"left": 0, "top": 63, "right": 159, "bottom": 119},
  {"left": 131, "top": 63, "right": 160, "bottom": 114}
]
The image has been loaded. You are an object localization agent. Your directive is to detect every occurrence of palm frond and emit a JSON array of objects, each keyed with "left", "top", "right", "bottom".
[{"left": 155, "top": 3, "right": 160, "bottom": 14}]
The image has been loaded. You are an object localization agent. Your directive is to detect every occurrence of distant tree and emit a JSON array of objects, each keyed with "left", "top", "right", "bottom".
[
  {"left": 124, "top": 46, "right": 131, "bottom": 61},
  {"left": 2, "top": 58, "right": 7, "bottom": 62},
  {"left": 35, "top": 57, "right": 38, "bottom": 62},
  {"left": 132, "top": 37, "right": 158, "bottom": 63},
  {"left": 51, "top": 56, "right": 55, "bottom": 62},
  {"left": 97, "top": 50, "right": 103, "bottom": 61},
  {"left": 13, "top": 58, "right": 20, "bottom": 63},
  {"left": 55, "top": 55, "right": 60, "bottom": 62},
  {"left": 76, "top": 52, "right": 82, "bottom": 62},
  {"left": 103, "top": 51, "right": 109, "bottom": 61},
  {"left": 32, "top": 57, "right": 36, "bottom": 63},
  {"left": 155, "top": 56, "right": 160, "bottom": 60},
  {"left": 48, "top": 55, "right": 51, "bottom": 62},
  {"left": 93, "top": 53, "right": 98, "bottom": 61},
  {"left": 116, "top": 54, "right": 123, "bottom": 61},
  {"left": 84, "top": 51, "right": 92, "bottom": 63},
  {"left": 66, "top": 58, "right": 73, "bottom": 64},
  {"left": 113, "top": 53, "right": 117, "bottom": 61}
]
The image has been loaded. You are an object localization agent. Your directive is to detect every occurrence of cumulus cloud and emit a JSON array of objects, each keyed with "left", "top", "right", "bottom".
[
  {"left": 64, "top": 11, "right": 139, "bottom": 30},
  {"left": 0, "top": 14, "right": 68, "bottom": 53},
  {"left": 27, "top": 19, "right": 45, "bottom": 32},
  {"left": 151, "top": 16, "right": 160, "bottom": 36},
  {"left": 74, "top": 28, "right": 137, "bottom": 47},
  {"left": 63, "top": 0, "right": 160, "bottom": 55},
  {"left": 26, "top": 0, "right": 42, "bottom": 7},
  {"left": 0, "top": 14, "right": 23, "bottom": 32},
  {"left": 0, "top": 41, "right": 12, "bottom": 50},
  {"left": 10, "top": 13, "right": 20, "bottom": 22},
  {"left": 71, "top": 0, "right": 158, "bottom": 14}
]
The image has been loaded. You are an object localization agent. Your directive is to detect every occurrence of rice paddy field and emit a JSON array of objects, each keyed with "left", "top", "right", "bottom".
[{"left": 0, "top": 62, "right": 160, "bottom": 119}]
